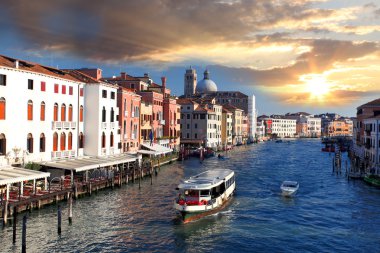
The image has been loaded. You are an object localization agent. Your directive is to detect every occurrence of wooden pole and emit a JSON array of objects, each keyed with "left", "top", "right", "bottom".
[
  {"left": 3, "top": 200, "right": 8, "bottom": 225},
  {"left": 12, "top": 206, "right": 17, "bottom": 244},
  {"left": 68, "top": 193, "right": 73, "bottom": 225},
  {"left": 22, "top": 215, "right": 27, "bottom": 253},
  {"left": 139, "top": 164, "right": 141, "bottom": 190},
  {"left": 57, "top": 205, "right": 62, "bottom": 235}
]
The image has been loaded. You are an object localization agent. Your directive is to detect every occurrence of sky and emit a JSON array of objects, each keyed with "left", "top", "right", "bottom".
[{"left": 0, "top": 0, "right": 379, "bottom": 117}]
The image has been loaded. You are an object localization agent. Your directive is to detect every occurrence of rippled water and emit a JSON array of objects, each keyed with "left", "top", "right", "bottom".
[{"left": 2, "top": 139, "right": 380, "bottom": 252}]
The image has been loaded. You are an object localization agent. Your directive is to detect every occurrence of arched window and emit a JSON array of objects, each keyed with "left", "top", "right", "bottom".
[
  {"left": 79, "top": 105, "right": 84, "bottom": 122},
  {"left": 68, "top": 132, "right": 73, "bottom": 150},
  {"left": 0, "top": 97, "right": 5, "bottom": 120},
  {"left": 54, "top": 103, "right": 58, "bottom": 121},
  {"left": 27, "top": 133, "right": 33, "bottom": 153},
  {"left": 68, "top": 104, "right": 73, "bottom": 122},
  {"left": 110, "top": 132, "right": 114, "bottom": 147},
  {"left": 61, "top": 104, "right": 66, "bottom": 121},
  {"left": 0, "top": 133, "right": 6, "bottom": 155},
  {"left": 40, "top": 102, "right": 45, "bottom": 121},
  {"left": 110, "top": 107, "right": 114, "bottom": 122},
  {"left": 102, "top": 106, "right": 106, "bottom": 122},
  {"left": 79, "top": 132, "right": 84, "bottom": 148},
  {"left": 27, "top": 100, "right": 33, "bottom": 120},
  {"left": 101, "top": 132, "right": 106, "bottom": 148},
  {"left": 60, "top": 132, "right": 66, "bottom": 151},
  {"left": 53, "top": 132, "right": 58, "bottom": 151},
  {"left": 40, "top": 133, "right": 45, "bottom": 152}
]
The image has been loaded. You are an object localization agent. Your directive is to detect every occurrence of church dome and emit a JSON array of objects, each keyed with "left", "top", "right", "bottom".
[{"left": 196, "top": 70, "right": 217, "bottom": 94}]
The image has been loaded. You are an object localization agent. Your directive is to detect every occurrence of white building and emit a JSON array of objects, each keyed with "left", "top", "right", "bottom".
[
  {"left": 66, "top": 70, "right": 121, "bottom": 157},
  {"left": 271, "top": 117, "right": 297, "bottom": 138},
  {"left": 0, "top": 55, "right": 84, "bottom": 167},
  {"left": 248, "top": 95, "right": 257, "bottom": 140},
  {"left": 363, "top": 116, "right": 380, "bottom": 173},
  {"left": 299, "top": 116, "right": 321, "bottom": 137},
  {"left": 178, "top": 98, "right": 222, "bottom": 148},
  {"left": 256, "top": 119, "right": 266, "bottom": 140}
]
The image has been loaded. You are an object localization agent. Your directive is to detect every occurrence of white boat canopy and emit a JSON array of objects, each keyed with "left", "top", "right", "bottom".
[
  {"left": 140, "top": 143, "right": 173, "bottom": 155},
  {"left": 38, "top": 154, "right": 138, "bottom": 173},
  {"left": 0, "top": 166, "right": 50, "bottom": 186},
  {"left": 178, "top": 169, "right": 234, "bottom": 190}
]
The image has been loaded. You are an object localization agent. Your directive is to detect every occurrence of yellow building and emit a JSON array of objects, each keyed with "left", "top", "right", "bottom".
[
  {"left": 223, "top": 104, "right": 244, "bottom": 145},
  {"left": 327, "top": 119, "right": 353, "bottom": 136},
  {"left": 140, "top": 101, "right": 152, "bottom": 144},
  {"left": 222, "top": 108, "right": 233, "bottom": 147}
]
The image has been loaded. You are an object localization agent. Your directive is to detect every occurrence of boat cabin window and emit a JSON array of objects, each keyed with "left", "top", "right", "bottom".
[
  {"left": 200, "top": 190, "right": 210, "bottom": 197},
  {"left": 225, "top": 175, "right": 235, "bottom": 189},
  {"left": 185, "top": 190, "right": 199, "bottom": 197},
  {"left": 211, "top": 183, "right": 226, "bottom": 198}
]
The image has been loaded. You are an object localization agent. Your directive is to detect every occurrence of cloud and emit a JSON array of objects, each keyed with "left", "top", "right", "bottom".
[{"left": 1, "top": 0, "right": 375, "bottom": 64}]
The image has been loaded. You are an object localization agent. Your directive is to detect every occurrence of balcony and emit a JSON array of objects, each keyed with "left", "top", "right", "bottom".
[
  {"left": 70, "top": 122, "right": 77, "bottom": 129},
  {"left": 51, "top": 151, "right": 62, "bottom": 159},
  {"left": 110, "top": 122, "right": 115, "bottom": 129},
  {"left": 101, "top": 148, "right": 107, "bottom": 156},
  {"left": 132, "top": 111, "right": 135, "bottom": 118},
  {"left": 124, "top": 134, "right": 128, "bottom": 139},
  {"left": 52, "top": 121, "right": 62, "bottom": 130},
  {"left": 159, "top": 120, "right": 165, "bottom": 125},
  {"left": 171, "top": 120, "right": 174, "bottom": 126},
  {"left": 101, "top": 122, "right": 107, "bottom": 129},
  {"left": 124, "top": 111, "right": 128, "bottom": 117},
  {"left": 131, "top": 133, "right": 136, "bottom": 140},
  {"left": 109, "top": 147, "right": 114, "bottom": 155}
]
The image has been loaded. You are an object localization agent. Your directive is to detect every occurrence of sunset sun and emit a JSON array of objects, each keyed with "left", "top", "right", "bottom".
[{"left": 301, "top": 74, "right": 331, "bottom": 99}]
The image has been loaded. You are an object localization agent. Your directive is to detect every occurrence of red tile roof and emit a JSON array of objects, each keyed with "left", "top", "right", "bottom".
[{"left": 0, "top": 55, "right": 80, "bottom": 82}]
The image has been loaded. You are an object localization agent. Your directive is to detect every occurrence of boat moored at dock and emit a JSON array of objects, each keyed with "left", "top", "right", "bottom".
[{"left": 174, "top": 169, "right": 235, "bottom": 223}]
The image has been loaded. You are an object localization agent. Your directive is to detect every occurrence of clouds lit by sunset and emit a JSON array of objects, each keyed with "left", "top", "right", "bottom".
[{"left": 0, "top": 0, "right": 379, "bottom": 115}]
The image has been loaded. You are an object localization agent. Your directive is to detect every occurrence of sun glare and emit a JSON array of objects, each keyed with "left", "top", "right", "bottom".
[{"left": 300, "top": 74, "right": 331, "bottom": 99}]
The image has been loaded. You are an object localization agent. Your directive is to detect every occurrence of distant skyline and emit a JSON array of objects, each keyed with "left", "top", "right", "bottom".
[{"left": 1, "top": 0, "right": 379, "bottom": 117}]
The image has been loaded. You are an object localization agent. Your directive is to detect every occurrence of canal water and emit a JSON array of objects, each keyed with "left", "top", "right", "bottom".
[{"left": 2, "top": 139, "right": 380, "bottom": 252}]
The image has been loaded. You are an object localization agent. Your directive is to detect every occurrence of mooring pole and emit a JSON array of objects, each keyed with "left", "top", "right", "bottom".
[
  {"left": 68, "top": 193, "right": 73, "bottom": 225},
  {"left": 58, "top": 205, "right": 62, "bottom": 235},
  {"left": 22, "top": 215, "right": 27, "bottom": 253},
  {"left": 12, "top": 206, "right": 17, "bottom": 244}
]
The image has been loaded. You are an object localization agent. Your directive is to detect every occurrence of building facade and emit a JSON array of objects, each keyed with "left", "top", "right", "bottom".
[
  {"left": 118, "top": 87, "right": 141, "bottom": 152},
  {"left": 0, "top": 56, "right": 85, "bottom": 167}
]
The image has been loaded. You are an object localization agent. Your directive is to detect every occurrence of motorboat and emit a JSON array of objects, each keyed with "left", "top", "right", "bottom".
[
  {"left": 281, "top": 181, "right": 299, "bottom": 196},
  {"left": 174, "top": 169, "right": 235, "bottom": 223}
]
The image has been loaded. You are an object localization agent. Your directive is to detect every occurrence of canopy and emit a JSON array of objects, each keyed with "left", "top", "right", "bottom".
[
  {"left": 39, "top": 153, "right": 138, "bottom": 172},
  {"left": 140, "top": 143, "right": 173, "bottom": 155},
  {"left": 0, "top": 166, "right": 50, "bottom": 185}
]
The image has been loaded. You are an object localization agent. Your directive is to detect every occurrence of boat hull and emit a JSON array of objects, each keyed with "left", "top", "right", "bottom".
[
  {"left": 364, "top": 175, "right": 380, "bottom": 187},
  {"left": 179, "top": 194, "right": 234, "bottom": 223}
]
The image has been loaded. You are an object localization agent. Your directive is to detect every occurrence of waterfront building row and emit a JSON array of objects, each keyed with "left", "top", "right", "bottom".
[
  {"left": 352, "top": 98, "right": 380, "bottom": 173},
  {"left": 0, "top": 55, "right": 180, "bottom": 169}
]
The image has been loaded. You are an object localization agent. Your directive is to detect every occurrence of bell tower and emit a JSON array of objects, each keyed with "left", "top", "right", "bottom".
[{"left": 184, "top": 67, "right": 197, "bottom": 97}]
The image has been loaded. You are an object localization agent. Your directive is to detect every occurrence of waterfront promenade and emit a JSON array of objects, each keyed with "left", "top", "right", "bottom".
[{"left": 1, "top": 139, "right": 380, "bottom": 252}]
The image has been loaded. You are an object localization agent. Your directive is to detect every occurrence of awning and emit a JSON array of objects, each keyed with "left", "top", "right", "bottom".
[
  {"left": 140, "top": 143, "right": 173, "bottom": 155},
  {"left": 0, "top": 166, "right": 50, "bottom": 185},
  {"left": 39, "top": 153, "right": 138, "bottom": 172}
]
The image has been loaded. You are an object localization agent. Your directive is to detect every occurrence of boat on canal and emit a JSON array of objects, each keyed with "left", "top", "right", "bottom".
[
  {"left": 281, "top": 181, "right": 299, "bottom": 196},
  {"left": 364, "top": 174, "right": 380, "bottom": 187},
  {"left": 174, "top": 169, "right": 235, "bottom": 223}
]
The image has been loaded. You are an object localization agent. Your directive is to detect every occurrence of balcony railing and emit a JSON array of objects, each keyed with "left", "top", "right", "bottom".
[
  {"left": 171, "top": 120, "right": 174, "bottom": 125},
  {"left": 101, "top": 122, "right": 107, "bottom": 129},
  {"left": 124, "top": 134, "right": 128, "bottom": 139},
  {"left": 132, "top": 133, "right": 136, "bottom": 140},
  {"left": 109, "top": 147, "right": 114, "bottom": 155},
  {"left": 101, "top": 148, "right": 107, "bottom": 156},
  {"left": 110, "top": 122, "right": 115, "bottom": 129},
  {"left": 52, "top": 121, "right": 77, "bottom": 130},
  {"left": 71, "top": 122, "right": 77, "bottom": 129},
  {"left": 159, "top": 120, "right": 165, "bottom": 125},
  {"left": 124, "top": 111, "right": 128, "bottom": 117}
]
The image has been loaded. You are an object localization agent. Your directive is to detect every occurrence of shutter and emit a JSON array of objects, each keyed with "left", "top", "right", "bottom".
[
  {"left": 28, "top": 104, "right": 33, "bottom": 120},
  {"left": 0, "top": 100, "right": 5, "bottom": 120}
]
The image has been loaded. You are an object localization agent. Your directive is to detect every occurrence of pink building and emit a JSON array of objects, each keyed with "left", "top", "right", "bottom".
[
  {"left": 138, "top": 91, "right": 164, "bottom": 142},
  {"left": 118, "top": 87, "right": 141, "bottom": 152}
]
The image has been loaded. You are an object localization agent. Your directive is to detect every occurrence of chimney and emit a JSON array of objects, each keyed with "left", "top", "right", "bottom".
[
  {"left": 15, "top": 60, "right": 19, "bottom": 69},
  {"left": 161, "top": 76, "right": 167, "bottom": 89},
  {"left": 121, "top": 72, "right": 126, "bottom": 80}
]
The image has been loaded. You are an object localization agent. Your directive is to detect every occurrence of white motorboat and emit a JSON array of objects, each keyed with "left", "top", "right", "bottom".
[
  {"left": 174, "top": 169, "right": 235, "bottom": 223},
  {"left": 281, "top": 181, "right": 299, "bottom": 196}
]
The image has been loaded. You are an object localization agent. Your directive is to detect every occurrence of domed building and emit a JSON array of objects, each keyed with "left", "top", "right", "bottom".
[{"left": 196, "top": 70, "right": 217, "bottom": 94}]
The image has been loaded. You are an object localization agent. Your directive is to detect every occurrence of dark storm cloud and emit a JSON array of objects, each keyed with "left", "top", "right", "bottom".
[
  {"left": 0, "top": 0, "right": 341, "bottom": 62},
  {"left": 208, "top": 39, "right": 379, "bottom": 87}
]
